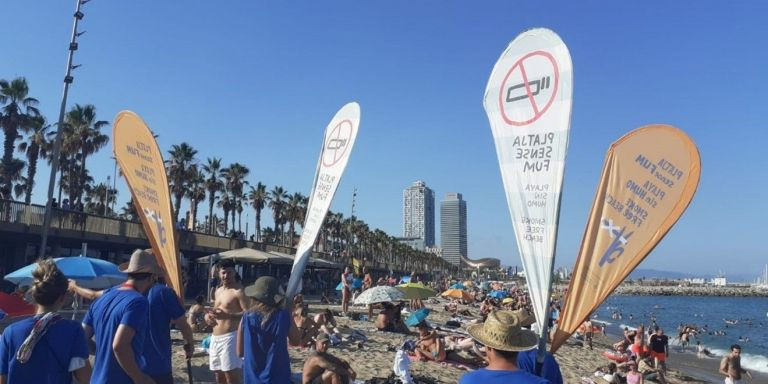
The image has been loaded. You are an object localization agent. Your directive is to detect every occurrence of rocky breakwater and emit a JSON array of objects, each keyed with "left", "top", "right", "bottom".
[{"left": 614, "top": 285, "right": 768, "bottom": 297}]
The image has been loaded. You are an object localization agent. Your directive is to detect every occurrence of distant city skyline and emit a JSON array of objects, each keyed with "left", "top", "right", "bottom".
[
  {"left": 402, "top": 180, "right": 435, "bottom": 249},
  {"left": 441, "top": 193, "right": 467, "bottom": 266}
]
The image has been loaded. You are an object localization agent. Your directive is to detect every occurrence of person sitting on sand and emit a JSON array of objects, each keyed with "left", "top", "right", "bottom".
[
  {"left": 188, "top": 295, "right": 210, "bottom": 332},
  {"left": 594, "top": 363, "right": 621, "bottom": 384},
  {"left": 637, "top": 355, "right": 667, "bottom": 384},
  {"left": 413, "top": 322, "right": 485, "bottom": 366},
  {"left": 294, "top": 304, "right": 319, "bottom": 347},
  {"left": 375, "top": 302, "right": 409, "bottom": 333},
  {"left": 625, "top": 361, "right": 643, "bottom": 384},
  {"left": 0, "top": 260, "right": 92, "bottom": 384},
  {"left": 314, "top": 309, "right": 341, "bottom": 336},
  {"left": 302, "top": 333, "right": 356, "bottom": 384}
]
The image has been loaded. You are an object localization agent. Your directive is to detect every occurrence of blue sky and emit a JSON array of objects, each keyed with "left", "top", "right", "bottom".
[{"left": 3, "top": 1, "right": 766, "bottom": 277}]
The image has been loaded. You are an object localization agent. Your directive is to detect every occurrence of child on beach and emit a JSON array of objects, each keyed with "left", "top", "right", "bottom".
[{"left": 0, "top": 260, "right": 92, "bottom": 384}]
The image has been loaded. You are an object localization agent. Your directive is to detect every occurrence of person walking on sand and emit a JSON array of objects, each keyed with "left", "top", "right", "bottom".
[
  {"left": 720, "top": 344, "right": 752, "bottom": 384},
  {"left": 236, "top": 276, "right": 301, "bottom": 383},
  {"left": 207, "top": 259, "right": 250, "bottom": 384},
  {"left": 0, "top": 260, "right": 92, "bottom": 384},
  {"left": 340, "top": 267, "right": 351, "bottom": 316},
  {"left": 649, "top": 326, "right": 669, "bottom": 373},
  {"left": 459, "top": 311, "right": 548, "bottom": 384},
  {"left": 83, "top": 249, "right": 157, "bottom": 384}
]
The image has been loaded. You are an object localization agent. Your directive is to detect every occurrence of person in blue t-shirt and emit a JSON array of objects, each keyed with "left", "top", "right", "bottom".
[
  {"left": 236, "top": 276, "right": 301, "bottom": 383},
  {"left": 512, "top": 309, "right": 563, "bottom": 384},
  {"left": 142, "top": 280, "right": 195, "bottom": 384},
  {"left": 0, "top": 259, "right": 91, "bottom": 384},
  {"left": 70, "top": 258, "right": 195, "bottom": 384},
  {"left": 83, "top": 249, "right": 158, "bottom": 384},
  {"left": 459, "top": 310, "right": 550, "bottom": 384}
]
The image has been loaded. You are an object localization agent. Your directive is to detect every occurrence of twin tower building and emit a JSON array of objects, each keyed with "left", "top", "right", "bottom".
[{"left": 402, "top": 181, "right": 466, "bottom": 266}]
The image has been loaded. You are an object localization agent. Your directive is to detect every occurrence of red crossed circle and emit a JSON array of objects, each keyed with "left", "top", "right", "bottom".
[
  {"left": 322, "top": 119, "right": 353, "bottom": 168},
  {"left": 497, "top": 50, "right": 559, "bottom": 126}
]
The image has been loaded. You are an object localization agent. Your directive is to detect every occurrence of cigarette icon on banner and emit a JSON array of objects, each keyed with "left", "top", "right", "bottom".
[{"left": 506, "top": 76, "right": 551, "bottom": 103}]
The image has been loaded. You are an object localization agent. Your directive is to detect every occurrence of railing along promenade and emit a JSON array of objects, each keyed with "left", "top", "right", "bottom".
[{"left": 0, "top": 199, "right": 450, "bottom": 275}]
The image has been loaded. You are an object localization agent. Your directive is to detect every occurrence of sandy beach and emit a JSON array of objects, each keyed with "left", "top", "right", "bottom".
[{"left": 168, "top": 297, "right": 766, "bottom": 383}]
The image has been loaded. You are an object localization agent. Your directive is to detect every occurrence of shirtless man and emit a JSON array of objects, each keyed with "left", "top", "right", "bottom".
[
  {"left": 206, "top": 260, "right": 250, "bottom": 384},
  {"left": 302, "top": 334, "right": 356, "bottom": 384},
  {"left": 340, "top": 267, "right": 351, "bottom": 315},
  {"left": 583, "top": 318, "right": 594, "bottom": 350},
  {"left": 720, "top": 344, "right": 752, "bottom": 384}
]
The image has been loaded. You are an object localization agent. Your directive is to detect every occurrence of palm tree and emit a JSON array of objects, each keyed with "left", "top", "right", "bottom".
[
  {"left": 64, "top": 104, "right": 109, "bottom": 205},
  {"left": 247, "top": 182, "right": 267, "bottom": 242},
  {"left": 84, "top": 182, "right": 117, "bottom": 215},
  {"left": 202, "top": 157, "right": 223, "bottom": 234},
  {"left": 267, "top": 186, "right": 288, "bottom": 244},
  {"left": 217, "top": 193, "right": 233, "bottom": 234},
  {"left": 167, "top": 142, "right": 198, "bottom": 224},
  {"left": 119, "top": 198, "right": 139, "bottom": 221},
  {"left": 186, "top": 167, "right": 206, "bottom": 231},
  {"left": 0, "top": 77, "right": 39, "bottom": 199},
  {"left": 16, "top": 115, "right": 49, "bottom": 204},
  {"left": 286, "top": 192, "right": 307, "bottom": 246},
  {"left": 222, "top": 163, "right": 249, "bottom": 232}
]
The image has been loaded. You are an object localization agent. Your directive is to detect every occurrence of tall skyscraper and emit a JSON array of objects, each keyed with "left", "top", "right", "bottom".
[
  {"left": 402, "top": 181, "right": 435, "bottom": 249},
  {"left": 441, "top": 193, "right": 467, "bottom": 266}
]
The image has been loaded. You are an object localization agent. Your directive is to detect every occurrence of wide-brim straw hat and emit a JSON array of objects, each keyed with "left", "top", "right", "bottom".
[
  {"left": 119, "top": 249, "right": 162, "bottom": 275},
  {"left": 245, "top": 276, "right": 284, "bottom": 307},
  {"left": 467, "top": 310, "right": 538, "bottom": 352}
]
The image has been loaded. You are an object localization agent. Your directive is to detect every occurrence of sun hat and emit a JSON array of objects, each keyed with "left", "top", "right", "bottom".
[
  {"left": 244, "top": 276, "right": 284, "bottom": 307},
  {"left": 466, "top": 310, "right": 537, "bottom": 352},
  {"left": 119, "top": 249, "right": 162, "bottom": 275},
  {"left": 510, "top": 309, "right": 535, "bottom": 327}
]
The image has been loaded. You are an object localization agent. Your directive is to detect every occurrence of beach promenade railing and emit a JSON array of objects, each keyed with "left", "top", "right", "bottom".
[{"left": 0, "top": 199, "right": 452, "bottom": 275}]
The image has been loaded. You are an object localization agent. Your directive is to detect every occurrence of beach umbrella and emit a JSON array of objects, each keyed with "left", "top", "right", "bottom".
[
  {"left": 353, "top": 286, "right": 405, "bottom": 305},
  {"left": 463, "top": 280, "right": 474, "bottom": 287},
  {"left": 442, "top": 289, "right": 472, "bottom": 301},
  {"left": 396, "top": 283, "right": 437, "bottom": 300},
  {"left": 335, "top": 282, "right": 344, "bottom": 291},
  {"left": 0, "top": 292, "right": 34, "bottom": 318},
  {"left": 400, "top": 275, "right": 411, "bottom": 283},
  {"left": 5, "top": 256, "right": 126, "bottom": 289},
  {"left": 449, "top": 283, "right": 466, "bottom": 290},
  {"left": 405, "top": 308, "right": 431, "bottom": 327},
  {"left": 489, "top": 290, "right": 508, "bottom": 299},
  {"left": 352, "top": 278, "right": 363, "bottom": 289}
]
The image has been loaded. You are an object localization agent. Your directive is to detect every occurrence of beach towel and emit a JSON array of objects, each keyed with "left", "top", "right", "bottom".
[
  {"left": 393, "top": 350, "right": 414, "bottom": 384},
  {"left": 16, "top": 312, "right": 61, "bottom": 364}
]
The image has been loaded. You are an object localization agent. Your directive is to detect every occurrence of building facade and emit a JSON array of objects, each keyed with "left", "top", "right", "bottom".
[
  {"left": 440, "top": 193, "right": 467, "bottom": 266},
  {"left": 402, "top": 181, "right": 435, "bottom": 250}
]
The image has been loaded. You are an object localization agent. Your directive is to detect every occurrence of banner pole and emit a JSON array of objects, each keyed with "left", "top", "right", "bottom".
[{"left": 535, "top": 252, "right": 556, "bottom": 375}]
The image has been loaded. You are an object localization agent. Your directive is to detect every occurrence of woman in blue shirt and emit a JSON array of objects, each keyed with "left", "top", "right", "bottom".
[
  {"left": 0, "top": 260, "right": 91, "bottom": 384},
  {"left": 237, "top": 276, "right": 301, "bottom": 383}
]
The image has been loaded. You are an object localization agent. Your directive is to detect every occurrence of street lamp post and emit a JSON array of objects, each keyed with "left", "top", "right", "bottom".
[{"left": 39, "top": 0, "right": 90, "bottom": 259}]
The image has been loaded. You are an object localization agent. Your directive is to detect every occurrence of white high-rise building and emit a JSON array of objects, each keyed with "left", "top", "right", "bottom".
[
  {"left": 441, "top": 193, "right": 467, "bottom": 266},
  {"left": 402, "top": 181, "right": 435, "bottom": 250}
]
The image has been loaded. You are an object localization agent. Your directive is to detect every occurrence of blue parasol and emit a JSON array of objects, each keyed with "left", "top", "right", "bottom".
[
  {"left": 489, "top": 290, "right": 508, "bottom": 299},
  {"left": 400, "top": 276, "right": 411, "bottom": 283},
  {"left": 450, "top": 283, "right": 466, "bottom": 290},
  {"left": 405, "top": 308, "right": 431, "bottom": 327},
  {"left": 5, "top": 256, "right": 126, "bottom": 289}
]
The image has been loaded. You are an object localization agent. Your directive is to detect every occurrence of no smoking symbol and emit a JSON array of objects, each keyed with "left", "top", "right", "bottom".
[
  {"left": 322, "top": 119, "right": 353, "bottom": 167},
  {"left": 497, "top": 50, "right": 559, "bottom": 126}
]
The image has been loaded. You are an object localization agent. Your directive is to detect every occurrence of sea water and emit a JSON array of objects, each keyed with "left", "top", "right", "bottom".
[{"left": 593, "top": 295, "right": 768, "bottom": 375}]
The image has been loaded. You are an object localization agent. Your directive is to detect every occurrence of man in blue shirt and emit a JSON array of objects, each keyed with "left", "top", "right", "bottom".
[
  {"left": 143, "top": 279, "right": 195, "bottom": 384},
  {"left": 460, "top": 310, "right": 550, "bottom": 384},
  {"left": 83, "top": 249, "right": 159, "bottom": 384},
  {"left": 513, "top": 309, "right": 563, "bottom": 384}
]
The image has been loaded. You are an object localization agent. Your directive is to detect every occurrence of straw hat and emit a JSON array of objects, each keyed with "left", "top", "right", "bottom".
[
  {"left": 244, "top": 276, "right": 284, "bottom": 307},
  {"left": 467, "top": 310, "right": 537, "bottom": 352},
  {"left": 511, "top": 309, "right": 536, "bottom": 327},
  {"left": 119, "top": 249, "right": 162, "bottom": 275}
]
